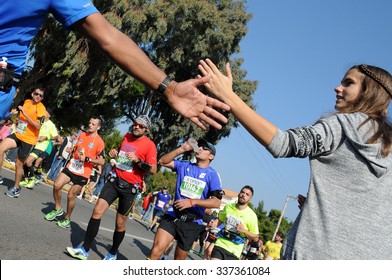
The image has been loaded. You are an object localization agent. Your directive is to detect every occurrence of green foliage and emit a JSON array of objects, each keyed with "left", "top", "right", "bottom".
[
  {"left": 103, "top": 129, "right": 123, "bottom": 161},
  {"left": 252, "top": 201, "right": 293, "bottom": 243},
  {"left": 19, "top": 0, "right": 257, "bottom": 159},
  {"left": 147, "top": 169, "right": 177, "bottom": 194}
]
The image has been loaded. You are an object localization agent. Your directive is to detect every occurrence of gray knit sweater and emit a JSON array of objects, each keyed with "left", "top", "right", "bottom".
[{"left": 267, "top": 112, "right": 392, "bottom": 259}]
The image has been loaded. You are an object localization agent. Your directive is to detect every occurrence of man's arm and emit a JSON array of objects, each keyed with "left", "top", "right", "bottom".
[
  {"left": 18, "top": 105, "right": 43, "bottom": 130},
  {"left": 159, "top": 139, "right": 194, "bottom": 169},
  {"left": 173, "top": 196, "right": 221, "bottom": 211},
  {"left": 72, "top": 13, "right": 230, "bottom": 130},
  {"left": 237, "top": 223, "right": 259, "bottom": 242}
]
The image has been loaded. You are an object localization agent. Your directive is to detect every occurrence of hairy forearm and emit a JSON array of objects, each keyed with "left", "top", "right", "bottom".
[
  {"left": 192, "top": 196, "right": 221, "bottom": 209},
  {"left": 159, "top": 147, "right": 186, "bottom": 166}
]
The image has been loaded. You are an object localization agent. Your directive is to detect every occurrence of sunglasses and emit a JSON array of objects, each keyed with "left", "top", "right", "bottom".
[
  {"left": 199, "top": 145, "right": 212, "bottom": 152},
  {"left": 132, "top": 123, "right": 146, "bottom": 129},
  {"left": 33, "top": 92, "right": 44, "bottom": 98}
]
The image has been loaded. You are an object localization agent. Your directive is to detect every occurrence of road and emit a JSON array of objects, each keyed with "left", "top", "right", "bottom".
[{"left": 0, "top": 167, "right": 201, "bottom": 260}]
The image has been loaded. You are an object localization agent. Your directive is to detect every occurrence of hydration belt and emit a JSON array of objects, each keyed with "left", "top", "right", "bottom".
[{"left": 218, "top": 228, "right": 245, "bottom": 244}]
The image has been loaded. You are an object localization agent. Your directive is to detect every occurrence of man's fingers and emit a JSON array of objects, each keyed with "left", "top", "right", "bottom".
[
  {"left": 190, "top": 117, "right": 208, "bottom": 131},
  {"left": 192, "top": 74, "right": 210, "bottom": 87},
  {"left": 198, "top": 112, "right": 221, "bottom": 130},
  {"left": 206, "top": 96, "right": 230, "bottom": 113}
]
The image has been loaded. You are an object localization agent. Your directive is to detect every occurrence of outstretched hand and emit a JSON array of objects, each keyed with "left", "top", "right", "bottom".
[
  {"left": 164, "top": 75, "right": 230, "bottom": 130},
  {"left": 198, "top": 59, "right": 234, "bottom": 102}
]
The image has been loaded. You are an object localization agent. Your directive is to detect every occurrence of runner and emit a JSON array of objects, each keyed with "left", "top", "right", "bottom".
[
  {"left": 66, "top": 115, "right": 157, "bottom": 260},
  {"left": 0, "top": 88, "right": 46, "bottom": 197},
  {"left": 211, "top": 185, "right": 259, "bottom": 260},
  {"left": 44, "top": 117, "right": 105, "bottom": 228},
  {"left": 148, "top": 138, "right": 224, "bottom": 260}
]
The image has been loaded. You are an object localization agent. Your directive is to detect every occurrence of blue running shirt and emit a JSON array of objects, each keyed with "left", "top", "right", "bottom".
[
  {"left": 173, "top": 160, "right": 223, "bottom": 217},
  {"left": 0, "top": 0, "right": 98, "bottom": 74}
]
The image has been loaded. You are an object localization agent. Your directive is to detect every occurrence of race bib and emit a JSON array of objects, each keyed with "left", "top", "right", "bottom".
[
  {"left": 15, "top": 120, "right": 28, "bottom": 134},
  {"left": 179, "top": 176, "right": 206, "bottom": 199},
  {"left": 224, "top": 214, "right": 242, "bottom": 233},
  {"left": 115, "top": 150, "right": 134, "bottom": 172},
  {"left": 68, "top": 159, "right": 84, "bottom": 175},
  {"left": 157, "top": 200, "right": 165, "bottom": 208}
]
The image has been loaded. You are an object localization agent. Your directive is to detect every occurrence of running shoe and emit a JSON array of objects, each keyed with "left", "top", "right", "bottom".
[
  {"left": 5, "top": 187, "right": 21, "bottom": 198},
  {"left": 19, "top": 178, "right": 28, "bottom": 186},
  {"left": 44, "top": 208, "right": 64, "bottom": 221},
  {"left": 35, "top": 176, "right": 43, "bottom": 184},
  {"left": 66, "top": 246, "right": 89, "bottom": 260},
  {"left": 88, "top": 195, "right": 97, "bottom": 203},
  {"left": 57, "top": 219, "right": 71, "bottom": 228},
  {"left": 25, "top": 178, "right": 36, "bottom": 189},
  {"left": 0, "top": 175, "right": 3, "bottom": 184},
  {"left": 103, "top": 252, "right": 117, "bottom": 260}
]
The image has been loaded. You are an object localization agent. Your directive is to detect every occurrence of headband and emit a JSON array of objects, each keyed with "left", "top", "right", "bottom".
[{"left": 359, "top": 64, "right": 392, "bottom": 97}]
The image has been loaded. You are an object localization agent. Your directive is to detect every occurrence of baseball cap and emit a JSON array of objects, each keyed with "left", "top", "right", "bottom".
[
  {"left": 110, "top": 159, "right": 116, "bottom": 164},
  {"left": 198, "top": 139, "right": 216, "bottom": 155},
  {"left": 134, "top": 115, "right": 151, "bottom": 130},
  {"left": 163, "top": 186, "right": 169, "bottom": 190}
]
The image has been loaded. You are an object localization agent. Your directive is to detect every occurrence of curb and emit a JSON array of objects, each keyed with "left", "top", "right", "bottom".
[{"left": 1, "top": 162, "right": 121, "bottom": 212}]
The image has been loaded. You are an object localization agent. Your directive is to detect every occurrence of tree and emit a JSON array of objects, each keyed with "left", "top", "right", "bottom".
[
  {"left": 20, "top": 0, "right": 257, "bottom": 158},
  {"left": 103, "top": 129, "right": 123, "bottom": 160}
]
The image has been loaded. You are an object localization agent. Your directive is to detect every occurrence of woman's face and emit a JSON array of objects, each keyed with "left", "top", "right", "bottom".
[{"left": 334, "top": 69, "right": 364, "bottom": 111}]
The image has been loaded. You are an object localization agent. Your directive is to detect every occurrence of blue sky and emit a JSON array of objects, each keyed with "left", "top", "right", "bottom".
[{"left": 119, "top": 0, "right": 392, "bottom": 222}]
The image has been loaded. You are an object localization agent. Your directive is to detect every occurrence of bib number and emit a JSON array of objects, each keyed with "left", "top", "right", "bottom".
[
  {"left": 15, "top": 120, "right": 28, "bottom": 134},
  {"left": 68, "top": 159, "right": 84, "bottom": 175},
  {"left": 179, "top": 176, "right": 206, "bottom": 199},
  {"left": 115, "top": 150, "right": 134, "bottom": 172}
]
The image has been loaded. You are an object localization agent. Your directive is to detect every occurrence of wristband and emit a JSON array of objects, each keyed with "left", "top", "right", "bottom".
[
  {"left": 156, "top": 76, "right": 172, "bottom": 95},
  {"left": 189, "top": 199, "right": 194, "bottom": 207}
]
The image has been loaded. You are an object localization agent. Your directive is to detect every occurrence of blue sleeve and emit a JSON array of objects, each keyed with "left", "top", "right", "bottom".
[
  {"left": 50, "top": 0, "right": 99, "bottom": 28},
  {"left": 207, "top": 170, "right": 222, "bottom": 193}
]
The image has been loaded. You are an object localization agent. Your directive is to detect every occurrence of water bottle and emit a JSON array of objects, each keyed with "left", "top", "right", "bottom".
[
  {"left": 0, "top": 57, "right": 8, "bottom": 69},
  {"left": 188, "top": 138, "right": 200, "bottom": 153}
]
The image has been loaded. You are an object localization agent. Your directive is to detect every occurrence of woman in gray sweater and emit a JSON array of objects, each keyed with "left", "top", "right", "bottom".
[{"left": 198, "top": 59, "right": 392, "bottom": 259}]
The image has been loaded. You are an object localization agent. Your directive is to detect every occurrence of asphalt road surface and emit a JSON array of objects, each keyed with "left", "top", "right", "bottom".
[{"left": 0, "top": 168, "right": 201, "bottom": 260}]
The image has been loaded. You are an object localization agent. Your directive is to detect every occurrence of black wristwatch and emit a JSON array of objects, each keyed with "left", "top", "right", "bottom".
[
  {"left": 85, "top": 157, "right": 92, "bottom": 163},
  {"left": 156, "top": 76, "right": 172, "bottom": 95}
]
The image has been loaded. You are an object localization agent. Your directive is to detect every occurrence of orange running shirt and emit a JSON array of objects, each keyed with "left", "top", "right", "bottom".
[
  {"left": 66, "top": 132, "right": 105, "bottom": 179},
  {"left": 14, "top": 99, "right": 46, "bottom": 145}
]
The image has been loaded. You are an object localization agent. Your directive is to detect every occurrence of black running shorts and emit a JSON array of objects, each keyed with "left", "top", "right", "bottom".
[
  {"left": 99, "top": 180, "right": 136, "bottom": 216},
  {"left": 159, "top": 215, "right": 205, "bottom": 251},
  {"left": 211, "top": 245, "right": 239, "bottom": 260}
]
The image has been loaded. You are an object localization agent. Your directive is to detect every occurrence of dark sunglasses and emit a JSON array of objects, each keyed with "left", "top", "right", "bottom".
[
  {"left": 33, "top": 92, "right": 44, "bottom": 98},
  {"left": 199, "top": 145, "right": 212, "bottom": 152},
  {"left": 132, "top": 123, "right": 146, "bottom": 129}
]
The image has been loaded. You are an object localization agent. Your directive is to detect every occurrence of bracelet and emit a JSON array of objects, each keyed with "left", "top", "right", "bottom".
[
  {"left": 156, "top": 76, "right": 172, "bottom": 95},
  {"left": 189, "top": 199, "right": 194, "bottom": 207}
]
